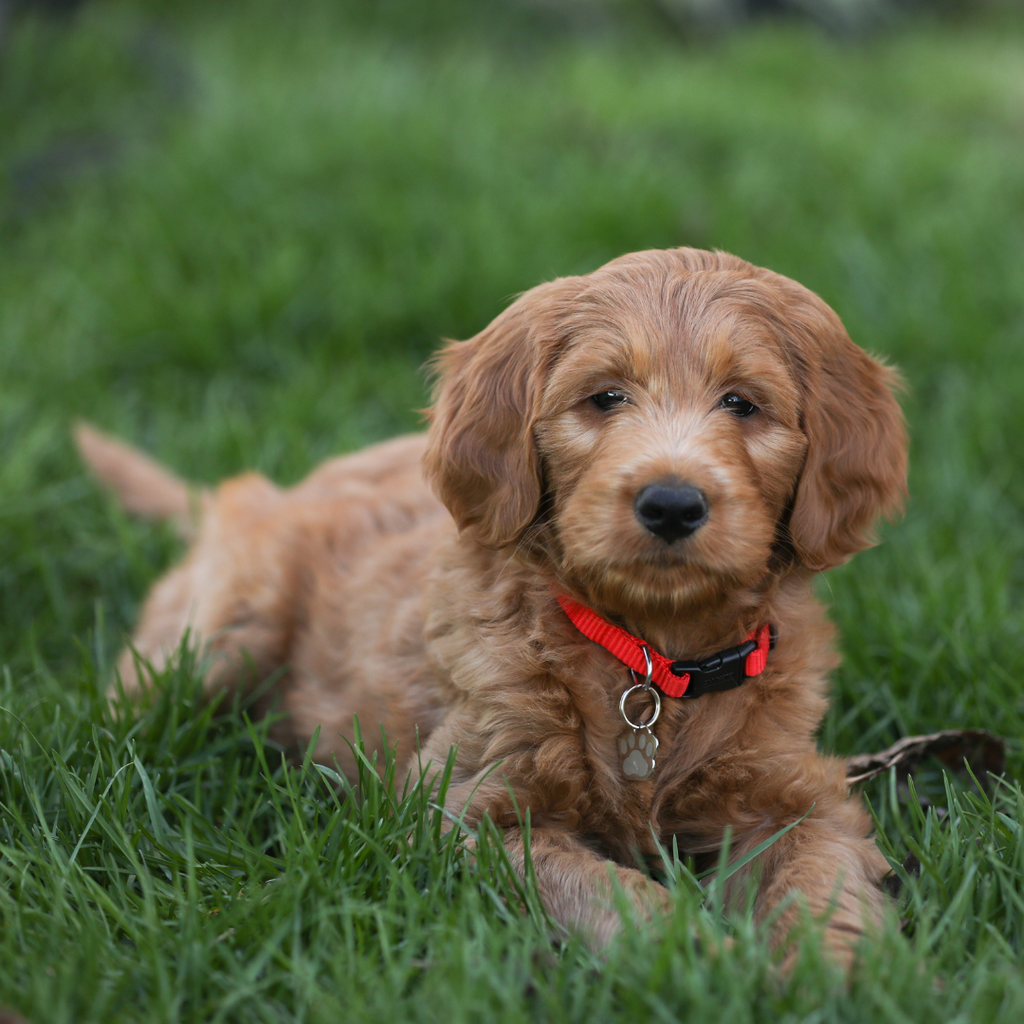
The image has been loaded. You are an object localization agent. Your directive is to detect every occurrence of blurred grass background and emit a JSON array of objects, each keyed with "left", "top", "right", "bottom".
[{"left": 2, "top": 1, "right": 1024, "bottom": 1021}]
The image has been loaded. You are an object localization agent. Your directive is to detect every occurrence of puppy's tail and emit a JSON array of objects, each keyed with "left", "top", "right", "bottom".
[{"left": 74, "top": 421, "right": 202, "bottom": 537}]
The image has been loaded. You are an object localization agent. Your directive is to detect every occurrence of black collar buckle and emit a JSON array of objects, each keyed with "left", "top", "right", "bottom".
[{"left": 668, "top": 639, "right": 758, "bottom": 699}]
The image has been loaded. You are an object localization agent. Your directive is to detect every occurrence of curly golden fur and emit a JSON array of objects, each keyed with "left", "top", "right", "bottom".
[{"left": 77, "top": 247, "right": 907, "bottom": 967}]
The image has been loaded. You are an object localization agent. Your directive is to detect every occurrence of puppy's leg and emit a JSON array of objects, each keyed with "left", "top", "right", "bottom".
[
  {"left": 434, "top": 767, "right": 671, "bottom": 947},
  {"left": 503, "top": 827, "right": 672, "bottom": 950},
  {"left": 724, "top": 777, "right": 890, "bottom": 971},
  {"left": 113, "top": 471, "right": 293, "bottom": 699}
]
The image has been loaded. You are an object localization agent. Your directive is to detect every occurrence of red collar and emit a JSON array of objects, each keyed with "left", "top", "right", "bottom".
[{"left": 555, "top": 594, "right": 773, "bottom": 699}]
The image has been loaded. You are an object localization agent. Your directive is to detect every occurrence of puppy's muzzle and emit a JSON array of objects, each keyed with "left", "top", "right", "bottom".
[{"left": 634, "top": 483, "right": 709, "bottom": 544}]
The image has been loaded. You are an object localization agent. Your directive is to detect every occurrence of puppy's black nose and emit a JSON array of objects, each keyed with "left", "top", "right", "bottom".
[{"left": 634, "top": 484, "right": 709, "bottom": 544}]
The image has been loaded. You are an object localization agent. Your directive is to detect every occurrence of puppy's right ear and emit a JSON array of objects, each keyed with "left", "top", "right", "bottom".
[{"left": 424, "top": 279, "right": 579, "bottom": 549}]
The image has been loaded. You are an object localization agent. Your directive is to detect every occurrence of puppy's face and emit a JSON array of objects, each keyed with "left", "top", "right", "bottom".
[
  {"left": 534, "top": 289, "right": 807, "bottom": 608},
  {"left": 425, "top": 249, "right": 906, "bottom": 613}
]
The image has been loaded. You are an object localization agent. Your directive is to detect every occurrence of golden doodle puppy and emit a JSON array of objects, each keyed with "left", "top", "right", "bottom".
[{"left": 78, "top": 247, "right": 907, "bottom": 967}]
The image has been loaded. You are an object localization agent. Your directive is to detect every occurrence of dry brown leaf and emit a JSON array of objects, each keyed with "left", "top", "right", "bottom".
[{"left": 845, "top": 729, "right": 1006, "bottom": 787}]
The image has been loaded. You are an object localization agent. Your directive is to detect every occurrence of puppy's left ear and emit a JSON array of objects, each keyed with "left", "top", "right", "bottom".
[
  {"left": 782, "top": 287, "right": 908, "bottom": 572},
  {"left": 424, "top": 279, "right": 580, "bottom": 549}
]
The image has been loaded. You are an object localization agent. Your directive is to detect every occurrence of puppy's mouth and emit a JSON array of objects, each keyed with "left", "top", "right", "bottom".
[
  {"left": 564, "top": 529, "right": 731, "bottom": 583},
  {"left": 569, "top": 555, "right": 754, "bottom": 618},
  {"left": 601, "top": 544, "right": 734, "bottom": 582},
  {"left": 628, "top": 547, "right": 705, "bottom": 569}
]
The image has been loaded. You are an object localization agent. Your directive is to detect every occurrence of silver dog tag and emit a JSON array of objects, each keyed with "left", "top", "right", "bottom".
[
  {"left": 618, "top": 726, "right": 658, "bottom": 781},
  {"left": 617, "top": 645, "right": 661, "bottom": 782}
]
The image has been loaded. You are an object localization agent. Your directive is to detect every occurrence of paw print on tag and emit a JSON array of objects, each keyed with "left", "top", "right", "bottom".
[{"left": 618, "top": 728, "right": 658, "bottom": 781}]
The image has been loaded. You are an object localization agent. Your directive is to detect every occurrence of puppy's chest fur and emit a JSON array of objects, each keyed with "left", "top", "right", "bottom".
[{"left": 422, "top": 538, "right": 832, "bottom": 859}]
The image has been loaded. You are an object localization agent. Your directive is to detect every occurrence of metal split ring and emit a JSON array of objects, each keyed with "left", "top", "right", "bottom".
[
  {"left": 629, "top": 644, "right": 654, "bottom": 689},
  {"left": 619, "top": 682, "right": 661, "bottom": 730},
  {"left": 619, "top": 645, "right": 661, "bottom": 730}
]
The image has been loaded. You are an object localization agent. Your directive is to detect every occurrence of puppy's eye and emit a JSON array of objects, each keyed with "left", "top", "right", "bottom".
[
  {"left": 720, "top": 393, "right": 758, "bottom": 418},
  {"left": 590, "top": 390, "right": 629, "bottom": 412}
]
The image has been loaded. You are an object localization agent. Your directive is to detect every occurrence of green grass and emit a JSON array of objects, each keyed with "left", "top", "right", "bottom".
[{"left": 2, "top": 1, "right": 1024, "bottom": 1020}]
